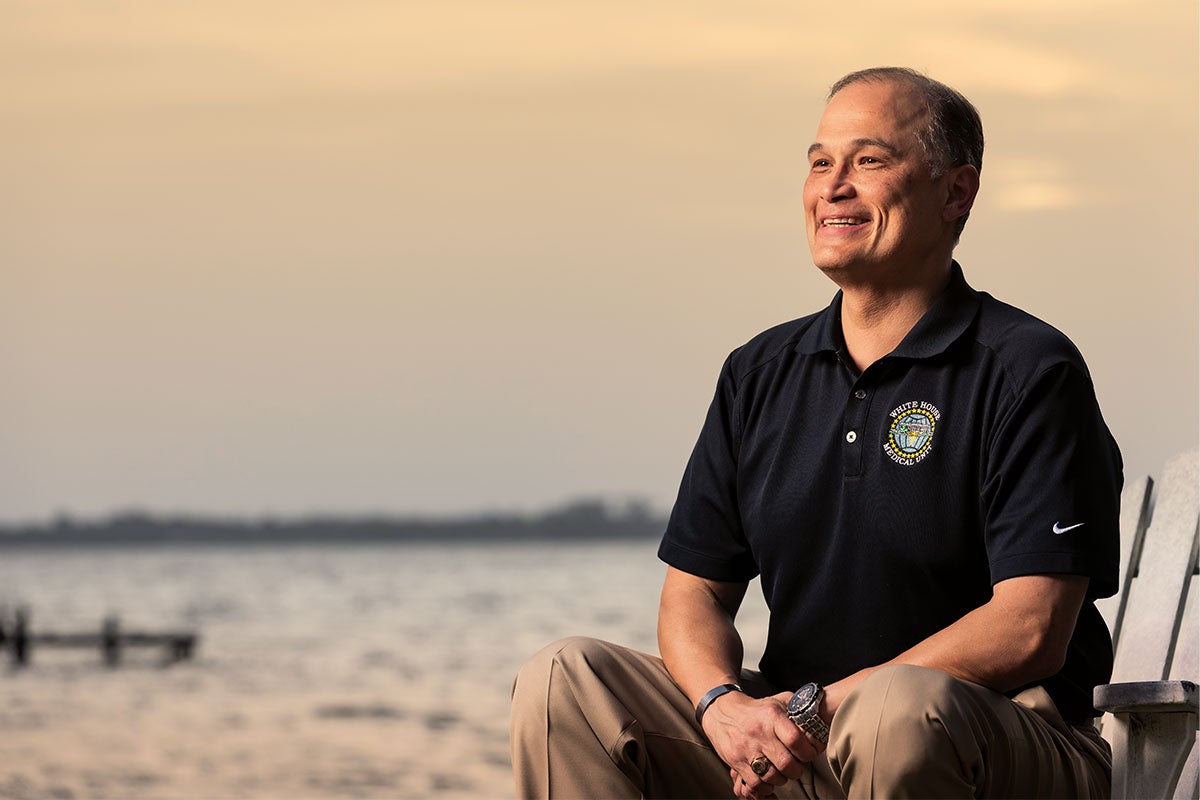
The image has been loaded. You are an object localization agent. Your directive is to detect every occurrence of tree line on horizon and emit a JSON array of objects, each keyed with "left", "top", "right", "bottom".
[{"left": 0, "top": 498, "right": 666, "bottom": 546}]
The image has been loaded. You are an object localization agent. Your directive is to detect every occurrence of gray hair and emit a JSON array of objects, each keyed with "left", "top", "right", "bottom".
[{"left": 828, "top": 67, "right": 983, "bottom": 237}]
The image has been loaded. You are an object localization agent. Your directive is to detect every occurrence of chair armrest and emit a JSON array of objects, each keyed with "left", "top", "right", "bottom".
[
  {"left": 1095, "top": 680, "right": 1198, "bottom": 715},
  {"left": 1095, "top": 681, "right": 1199, "bottom": 799}
]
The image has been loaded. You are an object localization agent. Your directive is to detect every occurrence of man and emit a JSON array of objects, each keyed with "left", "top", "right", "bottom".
[{"left": 511, "top": 67, "right": 1121, "bottom": 799}]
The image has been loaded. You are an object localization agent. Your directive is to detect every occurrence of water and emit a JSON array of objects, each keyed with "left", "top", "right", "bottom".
[{"left": 0, "top": 541, "right": 769, "bottom": 799}]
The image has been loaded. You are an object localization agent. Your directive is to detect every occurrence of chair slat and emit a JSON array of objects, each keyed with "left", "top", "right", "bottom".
[
  {"left": 1111, "top": 451, "right": 1200, "bottom": 684},
  {"left": 1097, "top": 475, "right": 1154, "bottom": 648},
  {"left": 1169, "top": 573, "right": 1198, "bottom": 682}
]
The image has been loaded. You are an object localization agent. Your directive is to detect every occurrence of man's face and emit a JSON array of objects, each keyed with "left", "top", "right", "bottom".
[{"left": 803, "top": 80, "right": 951, "bottom": 281}]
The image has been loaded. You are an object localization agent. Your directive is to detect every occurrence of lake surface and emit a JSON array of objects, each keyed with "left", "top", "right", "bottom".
[{"left": 0, "top": 541, "right": 769, "bottom": 799}]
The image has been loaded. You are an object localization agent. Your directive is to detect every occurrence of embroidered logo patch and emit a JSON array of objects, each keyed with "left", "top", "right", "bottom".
[{"left": 884, "top": 401, "right": 941, "bottom": 465}]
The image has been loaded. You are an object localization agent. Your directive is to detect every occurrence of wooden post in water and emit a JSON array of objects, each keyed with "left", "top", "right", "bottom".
[
  {"left": 169, "top": 634, "right": 195, "bottom": 662},
  {"left": 13, "top": 607, "right": 29, "bottom": 666},
  {"left": 102, "top": 616, "right": 120, "bottom": 667}
]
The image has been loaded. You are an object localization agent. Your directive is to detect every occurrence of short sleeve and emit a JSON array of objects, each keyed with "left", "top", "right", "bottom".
[
  {"left": 658, "top": 355, "right": 758, "bottom": 582},
  {"left": 982, "top": 362, "right": 1122, "bottom": 598}
]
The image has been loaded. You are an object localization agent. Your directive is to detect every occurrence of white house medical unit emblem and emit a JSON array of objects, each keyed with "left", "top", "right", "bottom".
[{"left": 884, "top": 401, "right": 941, "bottom": 465}]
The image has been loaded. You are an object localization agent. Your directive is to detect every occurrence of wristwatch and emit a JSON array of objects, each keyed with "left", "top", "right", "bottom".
[{"left": 786, "top": 682, "right": 830, "bottom": 744}]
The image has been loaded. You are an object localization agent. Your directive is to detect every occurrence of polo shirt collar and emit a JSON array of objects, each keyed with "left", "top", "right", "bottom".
[
  {"left": 793, "top": 292, "right": 843, "bottom": 355},
  {"left": 793, "top": 261, "right": 980, "bottom": 361}
]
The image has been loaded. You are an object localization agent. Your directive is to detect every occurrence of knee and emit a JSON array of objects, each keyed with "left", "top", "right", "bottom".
[
  {"left": 512, "top": 637, "right": 611, "bottom": 704},
  {"left": 834, "top": 664, "right": 964, "bottom": 745},
  {"left": 511, "top": 636, "right": 633, "bottom": 745},
  {"left": 843, "top": 664, "right": 958, "bottom": 723},
  {"left": 828, "top": 665, "right": 984, "bottom": 792},
  {"left": 515, "top": 636, "right": 609, "bottom": 676}
]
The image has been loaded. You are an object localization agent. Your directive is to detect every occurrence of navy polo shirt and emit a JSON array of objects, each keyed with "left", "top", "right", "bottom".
[{"left": 659, "top": 263, "right": 1122, "bottom": 722}]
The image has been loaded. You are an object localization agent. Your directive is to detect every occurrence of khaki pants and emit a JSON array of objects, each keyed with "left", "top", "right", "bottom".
[{"left": 510, "top": 637, "right": 1111, "bottom": 799}]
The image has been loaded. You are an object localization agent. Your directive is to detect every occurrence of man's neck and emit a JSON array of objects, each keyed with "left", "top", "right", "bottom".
[{"left": 836, "top": 263, "right": 953, "bottom": 373}]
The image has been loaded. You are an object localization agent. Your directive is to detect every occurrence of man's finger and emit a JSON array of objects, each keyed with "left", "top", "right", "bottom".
[
  {"left": 735, "top": 756, "right": 790, "bottom": 798},
  {"left": 734, "top": 774, "right": 776, "bottom": 800},
  {"left": 745, "top": 754, "right": 789, "bottom": 788},
  {"left": 763, "top": 745, "right": 805, "bottom": 782},
  {"left": 766, "top": 758, "right": 796, "bottom": 788},
  {"left": 774, "top": 716, "right": 823, "bottom": 763}
]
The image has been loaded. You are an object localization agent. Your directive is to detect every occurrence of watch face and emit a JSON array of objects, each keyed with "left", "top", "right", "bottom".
[{"left": 788, "top": 683, "right": 817, "bottom": 715}]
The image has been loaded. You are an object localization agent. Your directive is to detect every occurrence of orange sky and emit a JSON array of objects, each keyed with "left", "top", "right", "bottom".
[{"left": 3, "top": 1, "right": 1197, "bottom": 521}]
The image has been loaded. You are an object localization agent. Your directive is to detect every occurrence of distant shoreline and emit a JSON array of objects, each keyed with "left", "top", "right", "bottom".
[{"left": 0, "top": 499, "right": 665, "bottom": 547}]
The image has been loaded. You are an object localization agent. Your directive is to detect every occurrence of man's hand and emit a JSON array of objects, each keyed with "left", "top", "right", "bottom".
[
  {"left": 700, "top": 690, "right": 823, "bottom": 799},
  {"left": 658, "top": 567, "right": 827, "bottom": 797}
]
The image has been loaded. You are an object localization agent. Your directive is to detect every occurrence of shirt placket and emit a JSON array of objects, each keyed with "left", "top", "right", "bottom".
[{"left": 843, "top": 378, "right": 874, "bottom": 477}]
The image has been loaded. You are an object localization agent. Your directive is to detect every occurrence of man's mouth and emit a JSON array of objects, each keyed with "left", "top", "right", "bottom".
[{"left": 821, "top": 217, "right": 868, "bottom": 227}]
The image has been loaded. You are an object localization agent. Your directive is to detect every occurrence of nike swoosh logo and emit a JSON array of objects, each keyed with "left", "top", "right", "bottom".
[{"left": 1052, "top": 522, "right": 1086, "bottom": 534}]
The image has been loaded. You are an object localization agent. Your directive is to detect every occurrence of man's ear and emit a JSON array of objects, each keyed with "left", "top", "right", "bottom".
[{"left": 942, "top": 164, "right": 980, "bottom": 224}]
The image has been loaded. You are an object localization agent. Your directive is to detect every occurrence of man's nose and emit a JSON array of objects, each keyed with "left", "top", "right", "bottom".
[{"left": 820, "top": 165, "right": 856, "bottom": 202}]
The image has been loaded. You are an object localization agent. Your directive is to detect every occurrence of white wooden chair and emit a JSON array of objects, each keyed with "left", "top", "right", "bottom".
[{"left": 1094, "top": 450, "right": 1199, "bottom": 799}]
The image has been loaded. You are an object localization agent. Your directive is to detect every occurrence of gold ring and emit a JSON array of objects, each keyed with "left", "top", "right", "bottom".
[{"left": 750, "top": 756, "right": 771, "bottom": 776}]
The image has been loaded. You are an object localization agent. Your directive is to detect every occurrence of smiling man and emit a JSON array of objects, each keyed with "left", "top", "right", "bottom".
[{"left": 511, "top": 67, "right": 1121, "bottom": 799}]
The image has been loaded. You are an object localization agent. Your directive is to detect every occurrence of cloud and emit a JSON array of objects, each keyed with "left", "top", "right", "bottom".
[
  {"left": 991, "top": 182, "right": 1090, "bottom": 212},
  {"left": 983, "top": 156, "right": 1106, "bottom": 211}
]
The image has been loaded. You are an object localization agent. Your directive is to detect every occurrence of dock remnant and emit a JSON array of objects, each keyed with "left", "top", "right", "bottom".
[{"left": 3, "top": 608, "right": 197, "bottom": 667}]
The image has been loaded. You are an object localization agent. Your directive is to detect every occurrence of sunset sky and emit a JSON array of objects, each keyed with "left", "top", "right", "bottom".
[{"left": 4, "top": 1, "right": 1197, "bottom": 522}]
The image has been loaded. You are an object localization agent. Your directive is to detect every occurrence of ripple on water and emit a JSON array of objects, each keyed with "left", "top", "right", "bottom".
[
  {"left": 423, "top": 710, "right": 460, "bottom": 731},
  {"left": 313, "top": 703, "right": 406, "bottom": 720},
  {"left": 431, "top": 772, "right": 475, "bottom": 792}
]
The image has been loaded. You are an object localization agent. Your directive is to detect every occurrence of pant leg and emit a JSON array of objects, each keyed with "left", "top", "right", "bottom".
[
  {"left": 510, "top": 636, "right": 731, "bottom": 798},
  {"left": 509, "top": 636, "right": 842, "bottom": 799},
  {"left": 826, "top": 664, "right": 1111, "bottom": 799}
]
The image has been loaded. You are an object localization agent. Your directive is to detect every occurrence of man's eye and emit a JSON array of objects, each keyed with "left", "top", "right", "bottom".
[{"left": 811, "top": 159, "right": 831, "bottom": 169}]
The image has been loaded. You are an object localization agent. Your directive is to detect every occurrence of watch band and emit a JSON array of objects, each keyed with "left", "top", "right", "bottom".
[
  {"left": 695, "top": 683, "right": 742, "bottom": 725},
  {"left": 798, "top": 708, "right": 831, "bottom": 744}
]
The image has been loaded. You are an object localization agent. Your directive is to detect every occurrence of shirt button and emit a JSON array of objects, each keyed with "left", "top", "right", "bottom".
[
  {"left": 854, "top": 389, "right": 867, "bottom": 400},
  {"left": 845, "top": 430, "right": 858, "bottom": 443}
]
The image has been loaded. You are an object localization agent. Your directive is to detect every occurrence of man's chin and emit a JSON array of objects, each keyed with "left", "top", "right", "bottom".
[{"left": 813, "top": 259, "right": 857, "bottom": 281}]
